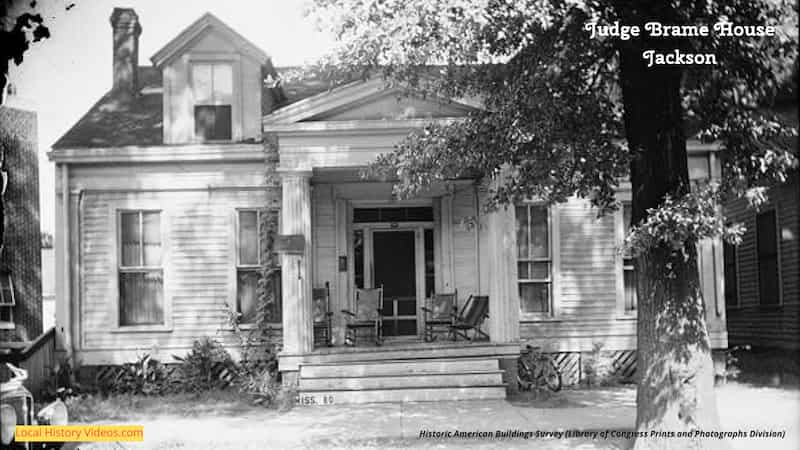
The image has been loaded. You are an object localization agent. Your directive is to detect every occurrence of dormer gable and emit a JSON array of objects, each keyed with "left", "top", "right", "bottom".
[{"left": 153, "top": 13, "right": 271, "bottom": 144}]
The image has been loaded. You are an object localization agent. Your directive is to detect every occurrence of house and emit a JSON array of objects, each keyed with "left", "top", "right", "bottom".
[
  {"left": 724, "top": 172, "right": 798, "bottom": 351},
  {"left": 0, "top": 86, "right": 43, "bottom": 345},
  {"left": 49, "top": 9, "right": 728, "bottom": 402}
]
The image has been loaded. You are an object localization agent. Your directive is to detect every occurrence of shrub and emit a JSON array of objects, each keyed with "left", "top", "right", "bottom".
[
  {"left": 96, "top": 354, "right": 178, "bottom": 396},
  {"left": 172, "top": 338, "right": 238, "bottom": 392}
]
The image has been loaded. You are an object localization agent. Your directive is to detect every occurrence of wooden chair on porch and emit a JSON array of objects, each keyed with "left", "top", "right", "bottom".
[
  {"left": 341, "top": 286, "right": 383, "bottom": 346},
  {"left": 449, "top": 295, "right": 489, "bottom": 341},
  {"left": 312, "top": 282, "right": 333, "bottom": 347},
  {"left": 421, "top": 290, "right": 457, "bottom": 342}
]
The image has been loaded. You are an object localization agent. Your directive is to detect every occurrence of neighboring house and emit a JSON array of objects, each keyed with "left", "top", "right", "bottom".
[
  {"left": 49, "top": 9, "right": 727, "bottom": 400},
  {"left": 0, "top": 87, "right": 43, "bottom": 345},
  {"left": 724, "top": 171, "right": 799, "bottom": 350}
]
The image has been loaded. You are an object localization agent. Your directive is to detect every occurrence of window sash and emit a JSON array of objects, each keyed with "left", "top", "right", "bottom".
[
  {"left": 238, "top": 209, "right": 263, "bottom": 266},
  {"left": 192, "top": 63, "right": 233, "bottom": 104},
  {"left": 119, "top": 268, "right": 164, "bottom": 326},
  {"left": 236, "top": 209, "right": 281, "bottom": 323},
  {"left": 517, "top": 205, "right": 552, "bottom": 314},
  {"left": 120, "top": 211, "right": 161, "bottom": 269},
  {"left": 0, "top": 306, "right": 12, "bottom": 323},
  {"left": 756, "top": 210, "right": 780, "bottom": 305}
]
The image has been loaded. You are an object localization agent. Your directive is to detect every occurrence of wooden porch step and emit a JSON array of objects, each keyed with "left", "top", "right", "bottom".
[
  {"left": 299, "top": 370, "right": 504, "bottom": 390},
  {"left": 299, "top": 358, "right": 499, "bottom": 378},
  {"left": 296, "top": 385, "right": 507, "bottom": 406}
]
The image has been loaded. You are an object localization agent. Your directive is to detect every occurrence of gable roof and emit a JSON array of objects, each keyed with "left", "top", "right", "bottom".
[
  {"left": 51, "top": 66, "right": 347, "bottom": 149},
  {"left": 151, "top": 12, "right": 269, "bottom": 67}
]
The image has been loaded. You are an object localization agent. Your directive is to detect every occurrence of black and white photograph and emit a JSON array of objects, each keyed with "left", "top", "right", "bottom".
[{"left": 0, "top": 0, "right": 798, "bottom": 448}]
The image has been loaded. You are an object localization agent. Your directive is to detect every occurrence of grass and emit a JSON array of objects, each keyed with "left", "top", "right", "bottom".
[{"left": 65, "top": 389, "right": 266, "bottom": 423}]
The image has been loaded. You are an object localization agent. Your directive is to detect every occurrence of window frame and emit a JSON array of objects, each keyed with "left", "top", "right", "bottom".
[
  {"left": 190, "top": 60, "right": 235, "bottom": 143},
  {"left": 756, "top": 208, "right": 782, "bottom": 307},
  {"left": 515, "top": 203, "right": 559, "bottom": 319},
  {"left": 0, "top": 273, "right": 15, "bottom": 329},
  {"left": 112, "top": 206, "right": 172, "bottom": 333},
  {"left": 231, "top": 208, "right": 282, "bottom": 327}
]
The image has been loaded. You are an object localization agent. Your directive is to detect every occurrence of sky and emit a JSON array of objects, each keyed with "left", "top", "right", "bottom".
[{"left": 6, "top": 0, "right": 335, "bottom": 233}]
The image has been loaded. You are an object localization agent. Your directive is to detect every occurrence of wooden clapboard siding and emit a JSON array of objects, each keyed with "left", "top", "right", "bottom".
[
  {"left": 451, "top": 187, "right": 480, "bottom": 300},
  {"left": 312, "top": 184, "right": 338, "bottom": 308},
  {"left": 725, "top": 176, "right": 800, "bottom": 349},
  {"left": 72, "top": 158, "right": 281, "bottom": 363}
]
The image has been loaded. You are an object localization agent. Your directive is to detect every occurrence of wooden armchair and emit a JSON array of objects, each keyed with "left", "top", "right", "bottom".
[
  {"left": 312, "top": 282, "right": 333, "bottom": 347},
  {"left": 341, "top": 286, "right": 383, "bottom": 346},
  {"left": 449, "top": 295, "right": 489, "bottom": 341},
  {"left": 421, "top": 291, "right": 457, "bottom": 342}
]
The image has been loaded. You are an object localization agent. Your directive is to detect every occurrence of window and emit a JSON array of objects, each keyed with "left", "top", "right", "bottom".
[
  {"left": 723, "top": 241, "right": 739, "bottom": 307},
  {"left": 119, "top": 211, "right": 163, "bottom": 326},
  {"left": 0, "top": 273, "right": 15, "bottom": 325},
  {"left": 516, "top": 205, "right": 552, "bottom": 314},
  {"left": 237, "top": 210, "right": 281, "bottom": 324},
  {"left": 622, "top": 203, "right": 637, "bottom": 312},
  {"left": 192, "top": 63, "right": 233, "bottom": 141},
  {"left": 756, "top": 210, "right": 780, "bottom": 306}
]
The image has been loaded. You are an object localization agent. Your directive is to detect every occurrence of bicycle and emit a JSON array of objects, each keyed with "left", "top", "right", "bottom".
[{"left": 517, "top": 345, "right": 562, "bottom": 392}]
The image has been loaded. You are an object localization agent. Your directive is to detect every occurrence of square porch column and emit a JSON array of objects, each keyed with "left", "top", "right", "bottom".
[
  {"left": 486, "top": 206, "right": 521, "bottom": 343},
  {"left": 280, "top": 170, "right": 314, "bottom": 355}
]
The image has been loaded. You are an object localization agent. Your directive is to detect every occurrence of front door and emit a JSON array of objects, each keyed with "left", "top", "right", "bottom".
[{"left": 373, "top": 231, "right": 417, "bottom": 337}]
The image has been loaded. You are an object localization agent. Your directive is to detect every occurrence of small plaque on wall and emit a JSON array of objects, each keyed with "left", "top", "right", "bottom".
[
  {"left": 338, "top": 256, "right": 347, "bottom": 272},
  {"left": 274, "top": 234, "right": 305, "bottom": 254}
]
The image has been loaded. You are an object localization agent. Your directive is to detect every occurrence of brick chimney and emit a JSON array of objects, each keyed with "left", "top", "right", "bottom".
[{"left": 110, "top": 8, "right": 141, "bottom": 97}]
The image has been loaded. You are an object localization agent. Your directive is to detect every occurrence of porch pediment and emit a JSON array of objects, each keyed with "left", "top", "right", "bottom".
[{"left": 263, "top": 77, "right": 480, "bottom": 126}]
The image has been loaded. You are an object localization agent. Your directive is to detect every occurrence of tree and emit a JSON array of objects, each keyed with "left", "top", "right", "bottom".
[{"left": 305, "top": 0, "right": 798, "bottom": 447}]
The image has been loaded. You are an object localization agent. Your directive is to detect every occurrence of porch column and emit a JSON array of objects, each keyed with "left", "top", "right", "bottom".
[
  {"left": 487, "top": 205, "right": 520, "bottom": 343},
  {"left": 280, "top": 170, "right": 314, "bottom": 355}
]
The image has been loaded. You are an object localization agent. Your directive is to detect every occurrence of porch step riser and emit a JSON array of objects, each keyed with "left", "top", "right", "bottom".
[
  {"left": 297, "top": 386, "right": 506, "bottom": 405},
  {"left": 299, "top": 372, "right": 504, "bottom": 390},
  {"left": 300, "top": 358, "right": 498, "bottom": 378}
]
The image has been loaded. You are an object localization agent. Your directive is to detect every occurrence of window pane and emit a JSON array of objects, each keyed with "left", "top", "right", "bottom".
[
  {"left": 119, "top": 271, "right": 164, "bottom": 325},
  {"left": 192, "top": 64, "right": 213, "bottom": 103},
  {"left": 757, "top": 211, "right": 777, "bottom": 255},
  {"left": 424, "top": 229, "right": 435, "bottom": 297},
  {"left": 624, "top": 268, "right": 638, "bottom": 311},
  {"left": 0, "top": 274, "right": 13, "bottom": 305},
  {"left": 120, "top": 212, "right": 141, "bottom": 267},
  {"left": 212, "top": 64, "right": 233, "bottom": 100},
  {"left": 530, "top": 262, "right": 550, "bottom": 280},
  {"left": 530, "top": 206, "right": 548, "bottom": 258},
  {"left": 516, "top": 206, "right": 529, "bottom": 259},
  {"left": 517, "top": 262, "right": 530, "bottom": 280},
  {"left": 623, "top": 203, "right": 633, "bottom": 258},
  {"left": 353, "top": 230, "right": 364, "bottom": 289},
  {"left": 0, "top": 307, "right": 11, "bottom": 322},
  {"left": 759, "top": 257, "right": 780, "bottom": 305},
  {"left": 237, "top": 269, "right": 259, "bottom": 323},
  {"left": 723, "top": 242, "right": 738, "bottom": 305},
  {"left": 195, "top": 105, "right": 232, "bottom": 141},
  {"left": 239, "top": 211, "right": 259, "bottom": 265},
  {"left": 520, "top": 282, "right": 550, "bottom": 313},
  {"left": 142, "top": 212, "right": 161, "bottom": 267}
]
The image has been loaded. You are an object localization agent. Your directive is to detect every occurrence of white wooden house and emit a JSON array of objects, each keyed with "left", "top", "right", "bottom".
[{"left": 49, "top": 9, "right": 728, "bottom": 403}]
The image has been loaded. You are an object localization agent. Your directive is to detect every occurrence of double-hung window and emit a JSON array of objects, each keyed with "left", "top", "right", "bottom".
[
  {"left": 622, "top": 203, "right": 637, "bottom": 312},
  {"left": 0, "top": 273, "right": 15, "bottom": 326},
  {"left": 237, "top": 209, "right": 281, "bottom": 324},
  {"left": 756, "top": 210, "right": 780, "bottom": 306},
  {"left": 516, "top": 205, "right": 552, "bottom": 314},
  {"left": 723, "top": 241, "right": 739, "bottom": 307},
  {"left": 119, "top": 211, "right": 164, "bottom": 326},
  {"left": 192, "top": 63, "right": 233, "bottom": 141}
]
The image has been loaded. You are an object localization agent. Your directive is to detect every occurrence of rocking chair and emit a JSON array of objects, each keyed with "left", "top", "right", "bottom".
[
  {"left": 342, "top": 286, "right": 383, "bottom": 346},
  {"left": 313, "top": 282, "right": 333, "bottom": 347},
  {"left": 421, "top": 290, "right": 457, "bottom": 342},
  {"left": 449, "top": 295, "right": 489, "bottom": 341}
]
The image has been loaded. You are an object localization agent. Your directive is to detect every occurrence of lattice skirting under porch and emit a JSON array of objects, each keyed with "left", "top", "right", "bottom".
[{"left": 547, "top": 350, "right": 638, "bottom": 386}]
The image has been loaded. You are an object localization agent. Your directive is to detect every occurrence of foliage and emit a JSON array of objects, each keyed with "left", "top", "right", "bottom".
[
  {"left": 95, "top": 353, "right": 179, "bottom": 396},
  {"left": 172, "top": 338, "right": 238, "bottom": 393},
  {"left": 307, "top": 0, "right": 798, "bottom": 248},
  {"left": 0, "top": 0, "right": 52, "bottom": 103}
]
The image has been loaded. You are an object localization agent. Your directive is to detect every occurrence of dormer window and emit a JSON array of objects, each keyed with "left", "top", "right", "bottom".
[{"left": 192, "top": 63, "right": 233, "bottom": 141}]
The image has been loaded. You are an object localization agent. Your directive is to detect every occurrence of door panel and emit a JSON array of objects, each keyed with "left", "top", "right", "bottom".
[{"left": 373, "top": 231, "right": 417, "bottom": 336}]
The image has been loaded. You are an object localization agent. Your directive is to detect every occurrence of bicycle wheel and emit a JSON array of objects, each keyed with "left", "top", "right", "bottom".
[
  {"left": 517, "top": 358, "right": 534, "bottom": 391},
  {"left": 540, "top": 359, "right": 562, "bottom": 392}
]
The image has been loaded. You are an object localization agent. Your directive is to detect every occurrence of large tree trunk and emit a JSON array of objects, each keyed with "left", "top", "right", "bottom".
[{"left": 616, "top": 5, "right": 723, "bottom": 449}]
